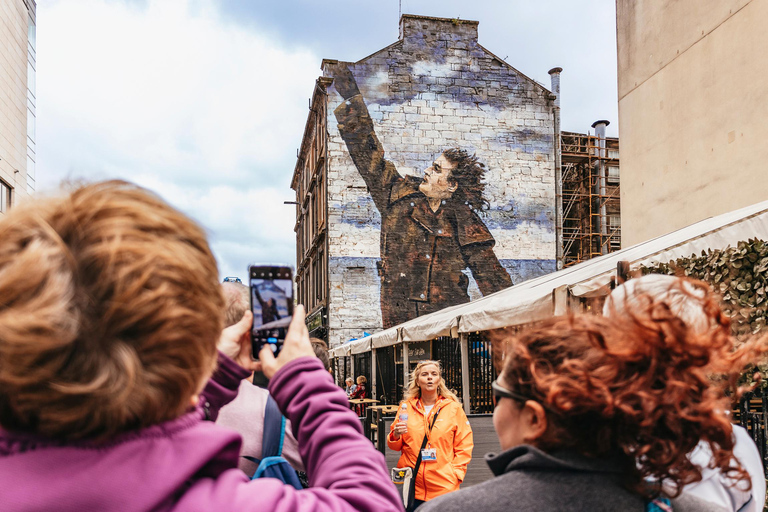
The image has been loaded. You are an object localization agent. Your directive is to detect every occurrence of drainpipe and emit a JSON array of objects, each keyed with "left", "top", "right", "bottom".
[
  {"left": 591, "top": 120, "right": 610, "bottom": 255},
  {"left": 549, "top": 67, "right": 563, "bottom": 270}
]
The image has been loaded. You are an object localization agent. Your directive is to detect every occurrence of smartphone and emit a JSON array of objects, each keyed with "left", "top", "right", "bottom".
[{"left": 249, "top": 265, "right": 294, "bottom": 359}]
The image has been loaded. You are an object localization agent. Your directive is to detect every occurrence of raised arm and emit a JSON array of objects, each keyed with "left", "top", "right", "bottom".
[{"left": 331, "top": 64, "right": 401, "bottom": 212}]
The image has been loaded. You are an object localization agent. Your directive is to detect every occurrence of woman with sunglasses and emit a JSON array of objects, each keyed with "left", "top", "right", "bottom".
[
  {"left": 388, "top": 360, "right": 474, "bottom": 511},
  {"left": 419, "top": 306, "right": 757, "bottom": 512}
]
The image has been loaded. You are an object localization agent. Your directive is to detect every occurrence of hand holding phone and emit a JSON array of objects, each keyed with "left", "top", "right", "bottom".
[
  {"left": 258, "top": 305, "right": 316, "bottom": 379},
  {"left": 217, "top": 310, "right": 260, "bottom": 372},
  {"left": 249, "top": 265, "right": 293, "bottom": 358}
]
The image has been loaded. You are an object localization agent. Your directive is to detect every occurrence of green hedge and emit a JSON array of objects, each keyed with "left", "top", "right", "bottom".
[{"left": 639, "top": 238, "right": 768, "bottom": 339}]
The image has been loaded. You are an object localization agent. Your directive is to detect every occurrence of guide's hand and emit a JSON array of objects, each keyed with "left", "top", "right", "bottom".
[
  {"left": 218, "top": 311, "right": 260, "bottom": 372},
  {"left": 331, "top": 64, "right": 361, "bottom": 101},
  {"left": 391, "top": 420, "right": 408, "bottom": 440},
  {"left": 259, "top": 305, "right": 315, "bottom": 379}
]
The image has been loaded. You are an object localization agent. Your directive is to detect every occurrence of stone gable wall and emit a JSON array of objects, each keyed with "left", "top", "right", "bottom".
[{"left": 323, "top": 16, "right": 556, "bottom": 347}]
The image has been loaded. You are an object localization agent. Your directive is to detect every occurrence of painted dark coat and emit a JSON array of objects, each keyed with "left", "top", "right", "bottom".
[{"left": 335, "top": 95, "right": 513, "bottom": 327}]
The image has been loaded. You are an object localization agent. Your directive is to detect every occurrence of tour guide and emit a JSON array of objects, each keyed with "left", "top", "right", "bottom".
[
  {"left": 388, "top": 360, "right": 474, "bottom": 510},
  {"left": 332, "top": 64, "right": 513, "bottom": 327}
]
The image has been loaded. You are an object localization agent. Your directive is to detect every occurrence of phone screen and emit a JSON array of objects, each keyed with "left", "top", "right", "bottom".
[{"left": 250, "top": 265, "right": 293, "bottom": 358}]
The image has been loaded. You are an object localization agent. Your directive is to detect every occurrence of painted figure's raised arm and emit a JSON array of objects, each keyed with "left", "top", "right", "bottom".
[{"left": 331, "top": 64, "right": 401, "bottom": 212}]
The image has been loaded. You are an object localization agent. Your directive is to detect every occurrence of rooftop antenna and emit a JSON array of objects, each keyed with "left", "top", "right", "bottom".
[{"left": 398, "top": 0, "right": 401, "bottom": 20}]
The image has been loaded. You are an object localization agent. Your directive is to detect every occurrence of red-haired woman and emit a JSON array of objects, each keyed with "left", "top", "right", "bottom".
[
  {"left": 419, "top": 290, "right": 761, "bottom": 512},
  {"left": 605, "top": 274, "right": 766, "bottom": 512}
]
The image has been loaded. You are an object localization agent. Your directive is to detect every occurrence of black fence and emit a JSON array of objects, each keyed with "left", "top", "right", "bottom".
[
  {"left": 376, "top": 346, "right": 399, "bottom": 405},
  {"left": 334, "top": 356, "right": 350, "bottom": 387},
  {"left": 468, "top": 332, "right": 497, "bottom": 414},
  {"left": 433, "top": 336, "right": 463, "bottom": 401},
  {"left": 737, "top": 389, "right": 768, "bottom": 477},
  {"left": 352, "top": 352, "right": 371, "bottom": 388}
]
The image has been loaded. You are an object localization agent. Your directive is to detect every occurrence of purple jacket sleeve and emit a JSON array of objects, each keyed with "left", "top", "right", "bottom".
[
  {"left": 267, "top": 357, "right": 404, "bottom": 512},
  {"left": 179, "top": 356, "right": 403, "bottom": 512},
  {"left": 200, "top": 352, "right": 251, "bottom": 422}
]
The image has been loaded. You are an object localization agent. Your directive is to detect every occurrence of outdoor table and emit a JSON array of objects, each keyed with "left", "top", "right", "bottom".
[
  {"left": 368, "top": 404, "right": 399, "bottom": 415},
  {"left": 348, "top": 398, "right": 379, "bottom": 413}
]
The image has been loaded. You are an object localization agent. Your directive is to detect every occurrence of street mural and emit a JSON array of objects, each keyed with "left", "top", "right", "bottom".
[
  {"left": 332, "top": 65, "right": 512, "bottom": 327},
  {"left": 324, "top": 16, "right": 556, "bottom": 338}
]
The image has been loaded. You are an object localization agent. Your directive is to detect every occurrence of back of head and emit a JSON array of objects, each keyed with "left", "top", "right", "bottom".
[
  {"left": 310, "top": 338, "right": 331, "bottom": 371},
  {"left": 0, "top": 180, "right": 224, "bottom": 442},
  {"left": 495, "top": 311, "right": 749, "bottom": 497},
  {"left": 222, "top": 281, "right": 249, "bottom": 327}
]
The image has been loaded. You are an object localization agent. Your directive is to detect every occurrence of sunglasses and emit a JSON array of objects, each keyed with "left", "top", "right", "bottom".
[{"left": 491, "top": 379, "right": 533, "bottom": 408}]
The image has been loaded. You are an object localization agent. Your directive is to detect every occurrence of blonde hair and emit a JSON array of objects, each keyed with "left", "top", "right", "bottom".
[
  {"left": 0, "top": 180, "right": 223, "bottom": 442},
  {"left": 404, "top": 360, "right": 459, "bottom": 402},
  {"left": 356, "top": 375, "right": 367, "bottom": 385}
]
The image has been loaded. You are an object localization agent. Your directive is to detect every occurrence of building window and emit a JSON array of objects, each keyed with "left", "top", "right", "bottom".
[
  {"left": 317, "top": 246, "right": 325, "bottom": 302},
  {"left": 608, "top": 215, "right": 621, "bottom": 230},
  {"left": 0, "top": 181, "right": 12, "bottom": 213},
  {"left": 607, "top": 166, "right": 620, "bottom": 184}
]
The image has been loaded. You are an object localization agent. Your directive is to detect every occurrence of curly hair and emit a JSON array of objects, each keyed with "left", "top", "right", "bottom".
[
  {"left": 404, "top": 360, "right": 460, "bottom": 403},
  {"left": 441, "top": 148, "right": 488, "bottom": 209},
  {"left": 493, "top": 296, "right": 763, "bottom": 498},
  {"left": 0, "top": 180, "right": 224, "bottom": 442}
]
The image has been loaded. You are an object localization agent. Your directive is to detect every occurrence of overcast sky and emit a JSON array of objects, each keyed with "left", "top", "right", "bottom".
[{"left": 36, "top": 0, "right": 618, "bottom": 281}]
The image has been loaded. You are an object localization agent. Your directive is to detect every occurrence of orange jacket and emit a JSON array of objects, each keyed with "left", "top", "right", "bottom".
[{"left": 387, "top": 396, "right": 474, "bottom": 501}]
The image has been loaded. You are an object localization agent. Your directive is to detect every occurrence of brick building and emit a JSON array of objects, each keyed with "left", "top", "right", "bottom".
[
  {"left": 291, "top": 15, "right": 558, "bottom": 347},
  {"left": 0, "top": 0, "right": 36, "bottom": 215}
]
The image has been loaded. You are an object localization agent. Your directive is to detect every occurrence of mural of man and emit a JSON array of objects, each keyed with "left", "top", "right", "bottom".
[
  {"left": 253, "top": 286, "right": 281, "bottom": 325},
  {"left": 331, "top": 65, "right": 513, "bottom": 328}
]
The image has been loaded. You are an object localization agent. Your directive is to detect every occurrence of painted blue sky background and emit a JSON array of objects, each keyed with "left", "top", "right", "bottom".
[{"left": 35, "top": 0, "right": 618, "bottom": 281}]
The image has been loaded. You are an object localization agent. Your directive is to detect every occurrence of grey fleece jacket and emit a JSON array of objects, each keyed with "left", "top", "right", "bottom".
[{"left": 419, "top": 445, "right": 727, "bottom": 512}]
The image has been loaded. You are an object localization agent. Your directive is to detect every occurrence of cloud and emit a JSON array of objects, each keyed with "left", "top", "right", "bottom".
[
  {"left": 214, "top": 0, "right": 619, "bottom": 136},
  {"left": 37, "top": 0, "right": 319, "bottom": 279}
]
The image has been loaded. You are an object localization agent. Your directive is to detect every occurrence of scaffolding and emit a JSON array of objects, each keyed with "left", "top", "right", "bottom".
[{"left": 560, "top": 130, "right": 621, "bottom": 268}]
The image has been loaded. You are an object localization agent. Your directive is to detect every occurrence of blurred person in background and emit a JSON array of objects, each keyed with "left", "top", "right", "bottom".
[
  {"left": 216, "top": 281, "right": 303, "bottom": 475},
  {"left": 0, "top": 180, "right": 402, "bottom": 512},
  {"left": 345, "top": 377, "right": 357, "bottom": 397},
  {"left": 388, "top": 360, "right": 473, "bottom": 511}
]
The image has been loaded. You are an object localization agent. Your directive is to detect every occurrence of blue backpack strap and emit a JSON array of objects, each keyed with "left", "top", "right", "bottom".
[
  {"left": 647, "top": 498, "right": 673, "bottom": 512},
  {"left": 262, "top": 394, "right": 285, "bottom": 458}
]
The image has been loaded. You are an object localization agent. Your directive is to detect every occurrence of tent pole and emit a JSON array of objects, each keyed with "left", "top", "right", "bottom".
[
  {"left": 403, "top": 342, "right": 410, "bottom": 390},
  {"left": 371, "top": 347, "right": 377, "bottom": 401},
  {"left": 460, "top": 333, "right": 471, "bottom": 415}
]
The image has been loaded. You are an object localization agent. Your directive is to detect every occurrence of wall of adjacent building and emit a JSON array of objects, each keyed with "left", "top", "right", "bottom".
[
  {"left": 617, "top": 0, "right": 768, "bottom": 246},
  {"left": 0, "top": 0, "right": 35, "bottom": 215},
  {"left": 321, "top": 15, "right": 556, "bottom": 347}
]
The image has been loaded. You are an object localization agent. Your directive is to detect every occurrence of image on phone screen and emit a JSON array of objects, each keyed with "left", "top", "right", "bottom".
[
  {"left": 251, "top": 279, "right": 291, "bottom": 329},
  {"left": 249, "top": 266, "right": 293, "bottom": 357}
]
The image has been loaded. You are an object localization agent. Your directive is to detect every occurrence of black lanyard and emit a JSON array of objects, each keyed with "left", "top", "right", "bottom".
[{"left": 413, "top": 407, "right": 441, "bottom": 476}]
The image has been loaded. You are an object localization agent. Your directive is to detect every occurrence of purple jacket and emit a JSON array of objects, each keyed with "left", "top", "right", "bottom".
[{"left": 0, "top": 354, "right": 403, "bottom": 512}]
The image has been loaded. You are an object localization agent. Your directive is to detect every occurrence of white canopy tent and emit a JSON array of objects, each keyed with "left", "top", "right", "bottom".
[{"left": 331, "top": 198, "right": 768, "bottom": 349}]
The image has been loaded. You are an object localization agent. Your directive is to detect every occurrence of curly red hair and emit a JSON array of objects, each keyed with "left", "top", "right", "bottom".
[{"left": 493, "top": 288, "right": 763, "bottom": 497}]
